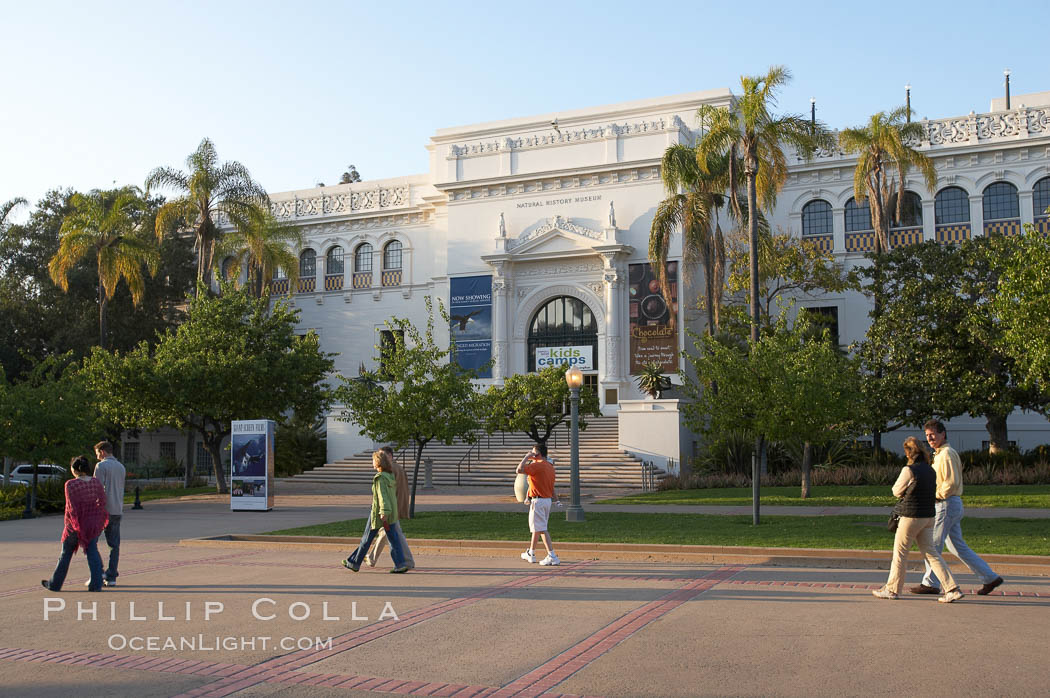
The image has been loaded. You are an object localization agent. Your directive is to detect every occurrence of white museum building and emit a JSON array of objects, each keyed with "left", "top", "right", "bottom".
[{"left": 134, "top": 85, "right": 1050, "bottom": 470}]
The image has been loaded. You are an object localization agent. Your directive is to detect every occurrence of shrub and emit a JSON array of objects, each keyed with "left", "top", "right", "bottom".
[{"left": 274, "top": 418, "right": 327, "bottom": 478}]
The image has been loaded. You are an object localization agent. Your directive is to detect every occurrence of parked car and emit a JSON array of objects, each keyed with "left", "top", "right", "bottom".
[
  {"left": 1, "top": 473, "right": 28, "bottom": 488},
  {"left": 8, "top": 464, "right": 67, "bottom": 485}
]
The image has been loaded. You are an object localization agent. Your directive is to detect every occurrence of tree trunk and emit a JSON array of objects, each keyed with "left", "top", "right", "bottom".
[
  {"left": 801, "top": 441, "right": 812, "bottom": 499},
  {"left": 204, "top": 435, "right": 228, "bottom": 494},
  {"left": 409, "top": 440, "right": 424, "bottom": 519},
  {"left": 746, "top": 169, "right": 760, "bottom": 343},
  {"left": 183, "top": 430, "right": 194, "bottom": 487},
  {"left": 872, "top": 430, "right": 883, "bottom": 462},
  {"left": 98, "top": 273, "right": 109, "bottom": 350},
  {"left": 985, "top": 414, "right": 1010, "bottom": 454}
]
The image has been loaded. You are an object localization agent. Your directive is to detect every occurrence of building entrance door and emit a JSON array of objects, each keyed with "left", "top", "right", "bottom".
[{"left": 527, "top": 295, "right": 598, "bottom": 373}]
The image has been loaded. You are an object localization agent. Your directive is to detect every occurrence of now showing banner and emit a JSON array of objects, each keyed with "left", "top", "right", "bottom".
[{"left": 535, "top": 345, "right": 593, "bottom": 370}]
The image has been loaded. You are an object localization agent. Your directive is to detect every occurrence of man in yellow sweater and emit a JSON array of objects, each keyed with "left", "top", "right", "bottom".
[{"left": 911, "top": 420, "right": 1004, "bottom": 596}]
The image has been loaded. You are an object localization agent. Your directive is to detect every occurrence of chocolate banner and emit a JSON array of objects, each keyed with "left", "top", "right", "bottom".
[{"left": 628, "top": 262, "right": 678, "bottom": 374}]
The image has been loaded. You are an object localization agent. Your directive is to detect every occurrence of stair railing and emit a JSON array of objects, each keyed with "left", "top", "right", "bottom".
[{"left": 454, "top": 442, "right": 479, "bottom": 487}]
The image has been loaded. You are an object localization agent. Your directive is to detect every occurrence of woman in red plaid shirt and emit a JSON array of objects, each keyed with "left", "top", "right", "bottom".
[{"left": 41, "top": 455, "right": 109, "bottom": 592}]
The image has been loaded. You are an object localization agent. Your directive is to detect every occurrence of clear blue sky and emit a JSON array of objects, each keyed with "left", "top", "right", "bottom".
[{"left": 3, "top": 0, "right": 1047, "bottom": 220}]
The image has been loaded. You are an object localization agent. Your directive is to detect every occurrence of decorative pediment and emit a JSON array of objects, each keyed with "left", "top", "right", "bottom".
[{"left": 506, "top": 215, "right": 605, "bottom": 254}]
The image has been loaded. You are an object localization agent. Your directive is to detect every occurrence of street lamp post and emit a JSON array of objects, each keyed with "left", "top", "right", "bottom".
[
  {"left": 905, "top": 83, "right": 911, "bottom": 121},
  {"left": 564, "top": 366, "right": 585, "bottom": 522}
]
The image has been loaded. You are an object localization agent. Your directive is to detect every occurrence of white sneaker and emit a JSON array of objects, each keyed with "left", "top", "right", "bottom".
[
  {"left": 520, "top": 549, "right": 536, "bottom": 563},
  {"left": 539, "top": 553, "right": 560, "bottom": 566},
  {"left": 871, "top": 587, "right": 898, "bottom": 599},
  {"left": 938, "top": 588, "right": 964, "bottom": 603}
]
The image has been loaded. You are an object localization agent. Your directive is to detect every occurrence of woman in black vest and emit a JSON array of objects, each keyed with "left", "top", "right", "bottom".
[{"left": 873, "top": 437, "right": 963, "bottom": 602}]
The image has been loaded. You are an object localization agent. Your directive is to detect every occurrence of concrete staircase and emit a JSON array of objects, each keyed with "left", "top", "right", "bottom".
[{"left": 292, "top": 417, "right": 654, "bottom": 490}]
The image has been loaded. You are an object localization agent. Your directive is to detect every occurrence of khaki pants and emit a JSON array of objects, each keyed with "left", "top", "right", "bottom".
[
  {"left": 885, "top": 516, "right": 957, "bottom": 594},
  {"left": 365, "top": 526, "right": 415, "bottom": 568}
]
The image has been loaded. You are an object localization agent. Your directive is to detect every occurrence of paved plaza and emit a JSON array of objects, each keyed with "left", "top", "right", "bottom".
[{"left": 2, "top": 485, "right": 1049, "bottom": 697}]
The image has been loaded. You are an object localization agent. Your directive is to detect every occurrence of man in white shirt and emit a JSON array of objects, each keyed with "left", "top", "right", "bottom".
[{"left": 92, "top": 441, "right": 126, "bottom": 587}]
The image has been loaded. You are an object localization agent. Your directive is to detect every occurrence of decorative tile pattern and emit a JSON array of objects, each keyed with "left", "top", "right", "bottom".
[
  {"left": 844, "top": 231, "right": 875, "bottom": 253},
  {"left": 984, "top": 219, "right": 1022, "bottom": 236},
  {"left": 381, "top": 269, "right": 402, "bottom": 287},
  {"left": 936, "top": 224, "right": 971, "bottom": 244},
  {"left": 269, "top": 279, "right": 289, "bottom": 295},
  {"left": 324, "top": 274, "right": 343, "bottom": 291},
  {"left": 888, "top": 227, "right": 923, "bottom": 248},
  {"left": 1036, "top": 217, "right": 1050, "bottom": 236},
  {"left": 352, "top": 272, "right": 372, "bottom": 289},
  {"left": 802, "top": 234, "right": 833, "bottom": 253},
  {"left": 297, "top": 278, "right": 316, "bottom": 293}
]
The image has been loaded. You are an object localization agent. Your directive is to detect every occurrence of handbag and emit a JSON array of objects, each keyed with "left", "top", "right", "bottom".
[{"left": 887, "top": 473, "right": 918, "bottom": 532}]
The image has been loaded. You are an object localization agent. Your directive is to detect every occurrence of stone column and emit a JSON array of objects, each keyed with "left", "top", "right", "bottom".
[
  {"left": 491, "top": 263, "right": 509, "bottom": 384},
  {"left": 601, "top": 254, "right": 625, "bottom": 384},
  {"left": 969, "top": 194, "right": 984, "bottom": 238},
  {"left": 922, "top": 199, "right": 936, "bottom": 242}
]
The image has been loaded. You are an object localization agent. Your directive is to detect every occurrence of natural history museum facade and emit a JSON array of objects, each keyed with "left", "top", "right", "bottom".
[{"left": 139, "top": 86, "right": 1050, "bottom": 466}]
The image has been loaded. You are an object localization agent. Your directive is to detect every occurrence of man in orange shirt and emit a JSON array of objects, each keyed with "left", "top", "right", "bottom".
[{"left": 517, "top": 443, "right": 559, "bottom": 566}]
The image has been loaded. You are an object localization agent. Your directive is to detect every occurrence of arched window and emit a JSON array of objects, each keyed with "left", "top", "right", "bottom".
[
  {"left": 889, "top": 191, "right": 922, "bottom": 228},
  {"left": 1033, "top": 177, "right": 1050, "bottom": 217},
  {"left": 983, "top": 181, "right": 1019, "bottom": 221},
  {"left": 383, "top": 240, "right": 403, "bottom": 270},
  {"left": 299, "top": 249, "right": 316, "bottom": 278},
  {"left": 326, "top": 246, "right": 344, "bottom": 275},
  {"left": 801, "top": 199, "right": 833, "bottom": 236},
  {"left": 273, "top": 266, "right": 286, "bottom": 280},
  {"left": 844, "top": 198, "right": 872, "bottom": 232},
  {"left": 354, "top": 243, "right": 373, "bottom": 272},
  {"left": 935, "top": 187, "right": 970, "bottom": 224},
  {"left": 527, "top": 296, "right": 598, "bottom": 373},
  {"left": 220, "top": 256, "right": 236, "bottom": 281}
]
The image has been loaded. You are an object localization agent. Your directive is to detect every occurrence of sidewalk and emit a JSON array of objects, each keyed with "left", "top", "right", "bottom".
[{"left": 3, "top": 487, "right": 1049, "bottom": 697}]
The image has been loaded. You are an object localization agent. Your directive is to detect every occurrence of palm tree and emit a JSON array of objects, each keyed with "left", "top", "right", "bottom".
[
  {"left": 48, "top": 187, "right": 159, "bottom": 349},
  {"left": 146, "top": 138, "right": 267, "bottom": 291},
  {"left": 839, "top": 107, "right": 936, "bottom": 457},
  {"left": 649, "top": 144, "right": 732, "bottom": 334},
  {"left": 213, "top": 205, "right": 304, "bottom": 297},
  {"left": 696, "top": 66, "right": 834, "bottom": 344}
]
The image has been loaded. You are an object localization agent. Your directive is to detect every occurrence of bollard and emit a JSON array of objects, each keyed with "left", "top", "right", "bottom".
[
  {"left": 132, "top": 485, "right": 144, "bottom": 510},
  {"left": 423, "top": 457, "right": 435, "bottom": 490},
  {"left": 21, "top": 487, "right": 35, "bottom": 519}
]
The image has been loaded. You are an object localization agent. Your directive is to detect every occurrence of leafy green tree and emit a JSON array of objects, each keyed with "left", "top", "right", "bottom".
[
  {"left": 81, "top": 285, "right": 334, "bottom": 492},
  {"left": 334, "top": 297, "right": 482, "bottom": 517},
  {"left": 696, "top": 65, "right": 834, "bottom": 344},
  {"left": 213, "top": 206, "right": 303, "bottom": 297},
  {"left": 339, "top": 165, "right": 362, "bottom": 184},
  {"left": 146, "top": 138, "right": 268, "bottom": 289},
  {"left": 1, "top": 197, "right": 27, "bottom": 228},
  {"left": 649, "top": 145, "right": 732, "bottom": 333},
  {"left": 0, "top": 355, "right": 98, "bottom": 512},
  {"left": 994, "top": 224, "right": 1050, "bottom": 392},
  {"left": 857, "top": 237, "right": 1047, "bottom": 453},
  {"left": 682, "top": 311, "right": 859, "bottom": 497},
  {"left": 483, "top": 363, "right": 600, "bottom": 447},
  {"left": 48, "top": 187, "right": 159, "bottom": 349}
]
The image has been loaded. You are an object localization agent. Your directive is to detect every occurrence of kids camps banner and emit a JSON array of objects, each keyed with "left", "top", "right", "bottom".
[
  {"left": 450, "top": 275, "right": 492, "bottom": 378},
  {"left": 628, "top": 261, "right": 679, "bottom": 374}
]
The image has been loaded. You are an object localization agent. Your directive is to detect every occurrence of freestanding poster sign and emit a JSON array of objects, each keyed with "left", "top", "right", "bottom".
[{"left": 230, "top": 420, "right": 275, "bottom": 511}]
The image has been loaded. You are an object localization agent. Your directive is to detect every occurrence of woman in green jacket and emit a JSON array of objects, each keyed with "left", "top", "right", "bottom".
[{"left": 343, "top": 450, "right": 410, "bottom": 573}]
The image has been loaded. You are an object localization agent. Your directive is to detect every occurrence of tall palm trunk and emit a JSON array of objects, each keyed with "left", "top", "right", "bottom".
[
  {"left": 745, "top": 154, "right": 762, "bottom": 524},
  {"left": 98, "top": 269, "right": 109, "bottom": 350}
]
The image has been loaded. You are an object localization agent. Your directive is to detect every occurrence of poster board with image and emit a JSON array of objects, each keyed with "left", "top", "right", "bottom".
[
  {"left": 628, "top": 261, "right": 679, "bottom": 374},
  {"left": 230, "top": 420, "right": 275, "bottom": 511},
  {"left": 449, "top": 275, "right": 493, "bottom": 378}
]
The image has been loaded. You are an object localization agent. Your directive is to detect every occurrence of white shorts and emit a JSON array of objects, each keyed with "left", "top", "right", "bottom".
[{"left": 529, "top": 497, "right": 551, "bottom": 533}]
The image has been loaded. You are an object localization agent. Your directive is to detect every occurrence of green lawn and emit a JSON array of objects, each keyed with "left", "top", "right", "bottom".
[
  {"left": 597, "top": 485, "right": 1050, "bottom": 508},
  {"left": 265, "top": 511, "right": 1050, "bottom": 556}
]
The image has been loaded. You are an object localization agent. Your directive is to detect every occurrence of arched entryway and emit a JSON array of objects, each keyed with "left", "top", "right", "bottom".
[{"left": 527, "top": 296, "right": 598, "bottom": 387}]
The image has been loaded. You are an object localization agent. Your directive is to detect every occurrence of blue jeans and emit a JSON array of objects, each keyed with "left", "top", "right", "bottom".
[
  {"left": 922, "top": 495, "right": 998, "bottom": 589},
  {"left": 46, "top": 533, "right": 103, "bottom": 591},
  {"left": 345, "top": 518, "right": 407, "bottom": 569},
  {"left": 101, "top": 515, "right": 120, "bottom": 581}
]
